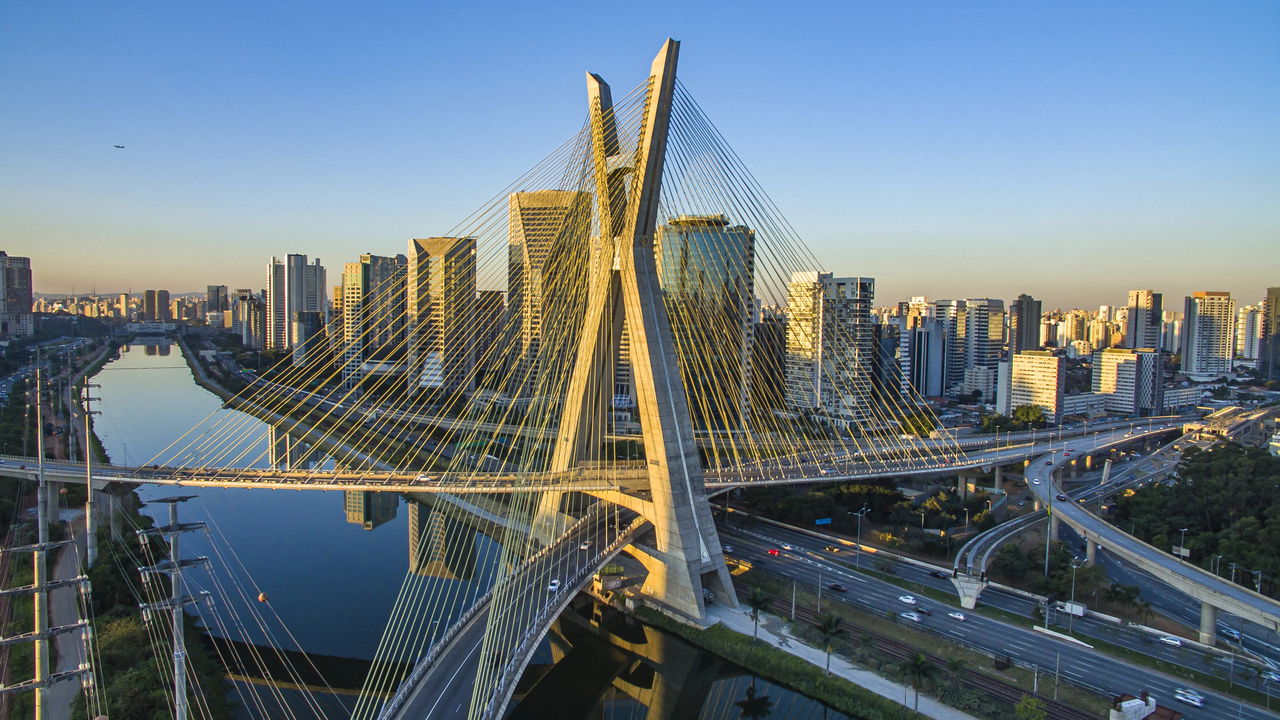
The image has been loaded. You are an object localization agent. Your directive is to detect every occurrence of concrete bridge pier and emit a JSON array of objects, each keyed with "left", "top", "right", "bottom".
[
  {"left": 951, "top": 573, "right": 988, "bottom": 610},
  {"left": 1085, "top": 538, "right": 1097, "bottom": 565},
  {"left": 1199, "top": 603, "right": 1218, "bottom": 645},
  {"left": 992, "top": 465, "right": 1004, "bottom": 493},
  {"left": 1048, "top": 513, "right": 1060, "bottom": 542}
]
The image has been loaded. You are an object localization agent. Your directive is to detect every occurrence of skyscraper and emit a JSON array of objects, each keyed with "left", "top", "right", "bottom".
[
  {"left": 1007, "top": 351, "right": 1065, "bottom": 423},
  {"left": 785, "top": 272, "right": 875, "bottom": 427},
  {"left": 1092, "top": 348, "right": 1162, "bottom": 415},
  {"left": 507, "top": 190, "right": 591, "bottom": 401},
  {"left": 341, "top": 254, "right": 407, "bottom": 389},
  {"left": 156, "top": 290, "right": 171, "bottom": 321},
  {"left": 1124, "top": 289, "right": 1163, "bottom": 350},
  {"left": 1008, "top": 293, "right": 1042, "bottom": 355},
  {"left": 206, "top": 284, "right": 229, "bottom": 313},
  {"left": 143, "top": 290, "right": 158, "bottom": 321},
  {"left": 0, "top": 252, "right": 34, "bottom": 338},
  {"left": 1181, "top": 292, "right": 1235, "bottom": 380},
  {"left": 1260, "top": 288, "right": 1280, "bottom": 381},
  {"left": 957, "top": 298, "right": 1004, "bottom": 398},
  {"left": 1235, "top": 304, "right": 1262, "bottom": 365},
  {"left": 407, "top": 237, "right": 476, "bottom": 393},
  {"left": 655, "top": 214, "right": 755, "bottom": 432},
  {"left": 933, "top": 299, "right": 965, "bottom": 392},
  {"left": 266, "top": 255, "right": 327, "bottom": 351}
]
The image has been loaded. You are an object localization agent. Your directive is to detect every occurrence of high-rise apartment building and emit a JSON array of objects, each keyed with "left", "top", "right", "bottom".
[
  {"left": 1008, "top": 293, "right": 1041, "bottom": 355},
  {"left": 407, "top": 237, "right": 476, "bottom": 393},
  {"left": 341, "top": 254, "right": 407, "bottom": 389},
  {"left": 899, "top": 318, "right": 945, "bottom": 398},
  {"left": 507, "top": 190, "right": 591, "bottom": 402},
  {"left": 156, "top": 290, "right": 171, "bottom": 321},
  {"left": 0, "top": 252, "right": 34, "bottom": 338},
  {"left": 1235, "top": 305, "right": 1262, "bottom": 365},
  {"left": 266, "top": 255, "right": 327, "bottom": 351},
  {"left": 1092, "top": 348, "right": 1162, "bottom": 415},
  {"left": 1005, "top": 351, "right": 1065, "bottom": 423},
  {"left": 344, "top": 491, "right": 397, "bottom": 530},
  {"left": 959, "top": 298, "right": 1005, "bottom": 397},
  {"left": 933, "top": 299, "right": 965, "bottom": 391},
  {"left": 1181, "top": 292, "right": 1235, "bottom": 380},
  {"left": 785, "top": 272, "right": 875, "bottom": 427},
  {"left": 206, "top": 284, "right": 229, "bottom": 313},
  {"left": 656, "top": 214, "right": 755, "bottom": 431},
  {"left": 1124, "top": 290, "right": 1163, "bottom": 350},
  {"left": 143, "top": 290, "right": 157, "bottom": 321},
  {"left": 1262, "top": 287, "right": 1280, "bottom": 381},
  {"left": 473, "top": 290, "right": 506, "bottom": 390}
]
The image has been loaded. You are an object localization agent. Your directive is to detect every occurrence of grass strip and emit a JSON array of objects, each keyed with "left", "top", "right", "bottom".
[{"left": 635, "top": 606, "right": 927, "bottom": 720}]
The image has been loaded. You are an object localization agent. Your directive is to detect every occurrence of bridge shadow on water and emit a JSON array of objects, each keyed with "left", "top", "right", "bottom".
[{"left": 508, "top": 598, "right": 862, "bottom": 720}]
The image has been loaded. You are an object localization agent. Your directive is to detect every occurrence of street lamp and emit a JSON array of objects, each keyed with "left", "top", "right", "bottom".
[
  {"left": 1068, "top": 558, "right": 1085, "bottom": 634},
  {"left": 850, "top": 505, "right": 871, "bottom": 569},
  {"left": 1178, "top": 528, "right": 1189, "bottom": 562}
]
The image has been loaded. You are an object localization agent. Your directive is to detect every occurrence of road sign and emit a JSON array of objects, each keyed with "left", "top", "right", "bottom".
[{"left": 814, "top": 518, "right": 832, "bottom": 526}]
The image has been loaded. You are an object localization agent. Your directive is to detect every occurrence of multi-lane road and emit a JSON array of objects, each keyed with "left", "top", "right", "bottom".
[{"left": 720, "top": 521, "right": 1279, "bottom": 719}]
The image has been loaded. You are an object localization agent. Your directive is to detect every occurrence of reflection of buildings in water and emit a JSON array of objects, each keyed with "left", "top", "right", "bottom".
[
  {"left": 138, "top": 339, "right": 173, "bottom": 356},
  {"left": 407, "top": 501, "right": 476, "bottom": 581},
  {"left": 509, "top": 600, "right": 728, "bottom": 720},
  {"left": 344, "top": 491, "right": 397, "bottom": 530},
  {"left": 268, "top": 425, "right": 322, "bottom": 470},
  {"left": 144, "top": 344, "right": 157, "bottom": 356}
]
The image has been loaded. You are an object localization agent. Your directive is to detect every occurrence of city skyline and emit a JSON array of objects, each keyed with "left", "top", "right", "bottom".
[{"left": 3, "top": 1, "right": 1277, "bottom": 306}]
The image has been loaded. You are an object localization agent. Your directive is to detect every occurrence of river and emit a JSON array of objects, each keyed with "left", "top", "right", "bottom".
[{"left": 91, "top": 339, "right": 856, "bottom": 719}]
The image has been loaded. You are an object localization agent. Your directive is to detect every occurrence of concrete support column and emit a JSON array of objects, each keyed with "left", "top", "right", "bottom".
[
  {"left": 1049, "top": 513, "right": 1060, "bottom": 542},
  {"left": 1085, "top": 539, "right": 1097, "bottom": 565},
  {"left": 1085, "top": 455, "right": 1094, "bottom": 471},
  {"left": 1199, "top": 603, "right": 1218, "bottom": 645},
  {"left": 951, "top": 574, "right": 989, "bottom": 610},
  {"left": 1070, "top": 461, "right": 1078, "bottom": 479},
  {"left": 993, "top": 465, "right": 1004, "bottom": 493}
]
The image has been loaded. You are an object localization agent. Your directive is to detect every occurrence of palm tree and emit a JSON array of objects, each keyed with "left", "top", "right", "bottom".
[
  {"left": 945, "top": 655, "right": 966, "bottom": 688},
  {"left": 815, "top": 612, "right": 843, "bottom": 675},
  {"left": 746, "top": 586, "right": 771, "bottom": 642},
  {"left": 1136, "top": 600, "right": 1155, "bottom": 626},
  {"left": 896, "top": 651, "right": 936, "bottom": 711}
]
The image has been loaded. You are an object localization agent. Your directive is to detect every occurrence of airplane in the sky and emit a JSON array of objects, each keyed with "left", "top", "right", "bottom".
[{"left": 113, "top": 145, "right": 125, "bottom": 149}]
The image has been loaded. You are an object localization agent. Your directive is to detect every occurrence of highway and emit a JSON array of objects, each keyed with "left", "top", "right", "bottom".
[
  {"left": 719, "top": 522, "right": 1280, "bottom": 719},
  {"left": 1025, "top": 410, "right": 1280, "bottom": 635}
]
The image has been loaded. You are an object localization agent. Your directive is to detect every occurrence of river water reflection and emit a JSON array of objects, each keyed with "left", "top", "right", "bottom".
[{"left": 92, "top": 340, "right": 857, "bottom": 719}]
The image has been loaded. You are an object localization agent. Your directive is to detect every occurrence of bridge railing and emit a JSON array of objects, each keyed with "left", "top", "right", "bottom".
[{"left": 377, "top": 499, "right": 636, "bottom": 720}]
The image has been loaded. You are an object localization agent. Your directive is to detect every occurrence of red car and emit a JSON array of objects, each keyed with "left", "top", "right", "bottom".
[{"left": 767, "top": 549, "right": 780, "bottom": 556}]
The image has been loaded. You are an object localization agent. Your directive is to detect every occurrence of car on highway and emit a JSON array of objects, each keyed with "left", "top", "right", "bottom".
[
  {"left": 824, "top": 544, "right": 840, "bottom": 552},
  {"left": 1219, "top": 626, "right": 1241, "bottom": 642},
  {"left": 579, "top": 540, "right": 592, "bottom": 551},
  {"left": 897, "top": 594, "right": 917, "bottom": 605},
  {"left": 1045, "top": 460, "right": 1053, "bottom": 465},
  {"left": 1263, "top": 670, "right": 1280, "bottom": 683},
  {"left": 767, "top": 548, "right": 780, "bottom": 556},
  {"left": 1055, "top": 494, "right": 1068, "bottom": 502},
  {"left": 1158, "top": 635, "right": 1182, "bottom": 647},
  {"left": 547, "top": 579, "right": 561, "bottom": 592},
  {"left": 1173, "top": 688, "right": 1204, "bottom": 708},
  {"left": 826, "top": 582, "right": 847, "bottom": 593},
  {"left": 1032, "top": 478, "right": 1041, "bottom": 485},
  {"left": 780, "top": 543, "right": 794, "bottom": 551},
  {"left": 916, "top": 606, "right": 933, "bottom": 616},
  {"left": 1017, "top": 500, "right": 1026, "bottom": 507},
  {"left": 900, "top": 611, "right": 922, "bottom": 622},
  {"left": 947, "top": 611, "right": 967, "bottom": 622},
  {"left": 929, "top": 570, "right": 948, "bottom": 579},
  {"left": 722, "top": 545, "right": 734, "bottom": 554}
]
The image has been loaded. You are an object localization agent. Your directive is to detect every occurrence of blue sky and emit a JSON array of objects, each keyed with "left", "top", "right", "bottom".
[{"left": 2, "top": 0, "right": 1277, "bottom": 308}]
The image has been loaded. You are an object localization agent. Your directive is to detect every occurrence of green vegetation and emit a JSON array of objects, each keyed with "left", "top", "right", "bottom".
[
  {"left": 978, "top": 405, "right": 1046, "bottom": 434},
  {"left": 1013, "top": 695, "right": 1046, "bottom": 720},
  {"left": 899, "top": 412, "right": 937, "bottom": 437},
  {"left": 1113, "top": 442, "right": 1280, "bottom": 599},
  {"left": 635, "top": 607, "right": 927, "bottom": 720}
]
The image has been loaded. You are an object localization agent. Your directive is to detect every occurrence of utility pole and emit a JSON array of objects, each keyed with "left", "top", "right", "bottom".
[
  {"left": 852, "top": 505, "right": 870, "bottom": 569},
  {"left": 138, "top": 496, "right": 210, "bottom": 720},
  {"left": 0, "top": 366, "right": 92, "bottom": 715},
  {"left": 82, "top": 383, "right": 99, "bottom": 566}
]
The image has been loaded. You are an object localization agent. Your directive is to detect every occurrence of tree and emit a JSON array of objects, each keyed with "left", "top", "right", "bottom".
[
  {"left": 1014, "top": 694, "right": 1047, "bottom": 720},
  {"left": 746, "top": 586, "right": 771, "bottom": 641},
  {"left": 945, "top": 655, "right": 966, "bottom": 688},
  {"left": 900, "top": 411, "right": 937, "bottom": 437},
  {"left": 815, "top": 612, "right": 843, "bottom": 675},
  {"left": 896, "top": 652, "right": 936, "bottom": 711},
  {"left": 1011, "top": 404, "right": 1046, "bottom": 428}
]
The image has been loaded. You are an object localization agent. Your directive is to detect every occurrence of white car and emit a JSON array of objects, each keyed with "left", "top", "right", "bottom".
[
  {"left": 1032, "top": 478, "right": 1042, "bottom": 485},
  {"left": 1173, "top": 688, "right": 1204, "bottom": 707},
  {"left": 947, "top": 611, "right": 967, "bottom": 622},
  {"left": 578, "top": 541, "right": 592, "bottom": 551},
  {"left": 780, "top": 543, "right": 794, "bottom": 551},
  {"left": 900, "top": 611, "right": 922, "bottom": 622},
  {"left": 898, "top": 595, "right": 917, "bottom": 605},
  {"left": 1158, "top": 635, "right": 1182, "bottom": 647},
  {"left": 547, "top": 579, "right": 561, "bottom": 592}
]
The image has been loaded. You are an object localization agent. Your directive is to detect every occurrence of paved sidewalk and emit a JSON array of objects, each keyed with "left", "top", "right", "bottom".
[{"left": 708, "top": 605, "right": 980, "bottom": 720}]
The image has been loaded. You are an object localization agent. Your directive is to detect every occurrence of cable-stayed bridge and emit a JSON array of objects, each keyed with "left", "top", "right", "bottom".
[{"left": 7, "top": 39, "right": 1272, "bottom": 720}]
